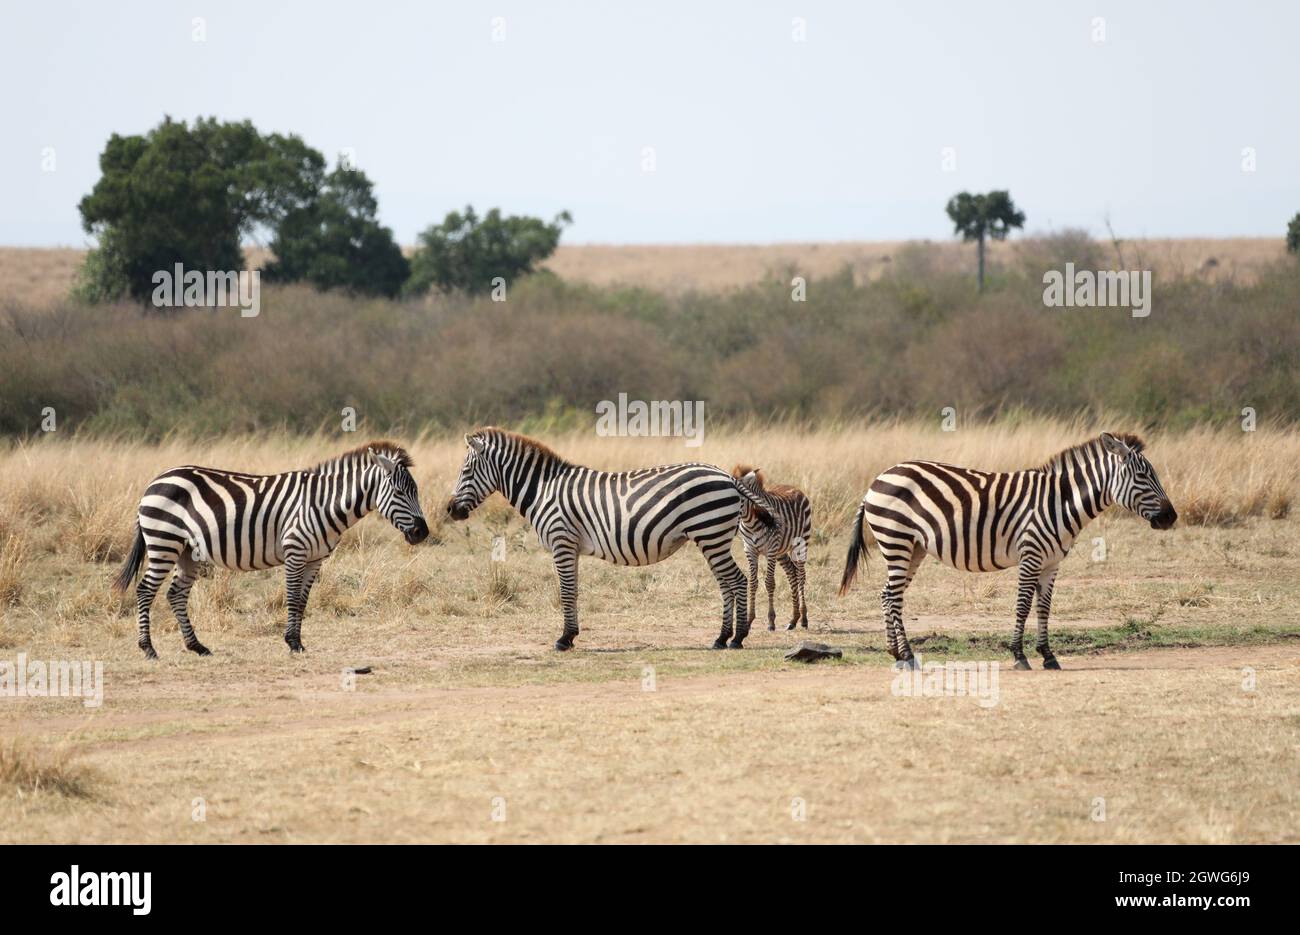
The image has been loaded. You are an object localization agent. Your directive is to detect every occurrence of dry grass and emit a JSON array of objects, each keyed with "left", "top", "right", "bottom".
[
  {"left": 0, "top": 739, "right": 97, "bottom": 800},
  {"left": 0, "top": 238, "right": 1285, "bottom": 307},
  {"left": 0, "top": 422, "right": 1297, "bottom": 842}
]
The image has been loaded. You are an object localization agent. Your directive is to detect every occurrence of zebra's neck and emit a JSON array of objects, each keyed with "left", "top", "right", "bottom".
[
  {"left": 313, "top": 455, "right": 380, "bottom": 524},
  {"left": 496, "top": 449, "right": 568, "bottom": 522},
  {"left": 1043, "top": 440, "right": 1115, "bottom": 526}
]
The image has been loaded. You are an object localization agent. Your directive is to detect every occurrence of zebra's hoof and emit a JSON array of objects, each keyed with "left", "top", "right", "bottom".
[
  {"left": 768, "top": 623, "right": 776, "bottom": 631},
  {"left": 554, "top": 639, "right": 574, "bottom": 652},
  {"left": 893, "top": 656, "right": 919, "bottom": 671},
  {"left": 186, "top": 642, "right": 212, "bottom": 656},
  {"left": 727, "top": 639, "right": 745, "bottom": 649},
  {"left": 785, "top": 621, "right": 797, "bottom": 631},
  {"left": 140, "top": 644, "right": 159, "bottom": 660},
  {"left": 286, "top": 641, "right": 305, "bottom": 654},
  {"left": 1042, "top": 657, "right": 1062, "bottom": 670},
  {"left": 1013, "top": 657, "right": 1031, "bottom": 670},
  {"left": 711, "top": 638, "right": 729, "bottom": 650}
]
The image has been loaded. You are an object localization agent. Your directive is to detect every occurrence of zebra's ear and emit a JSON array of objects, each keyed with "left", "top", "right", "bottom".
[
  {"left": 369, "top": 448, "right": 398, "bottom": 475},
  {"left": 1099, "top": 433, "right": 1131, "bottom": 458},
  {"left": 465, "top": 434, "right": 486, "bottom": 454}
]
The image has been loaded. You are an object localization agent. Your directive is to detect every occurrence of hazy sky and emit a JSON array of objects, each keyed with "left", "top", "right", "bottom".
[{"left": 3, "top": 0, "right": 1297, "bottom": 245}]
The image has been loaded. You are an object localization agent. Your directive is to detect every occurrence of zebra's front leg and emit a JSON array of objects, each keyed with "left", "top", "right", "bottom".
[
  {"left": 778, "top": 555, "right": 800, "bottom": 630},
  {"left": 168, "top": 565, "right": 210, "bottom": 655},
  {"left": 1035, "top": 568, "right": 1061, "bottom": 670},
  {"left": 283, "top": 556, "right": 313, "bottom": 653},
  {"left": 1010, "top": 561, "right": 1040, "bottom": 670},
  {"left": 552, "top": 543, "right": 580, "bottom": 651}
]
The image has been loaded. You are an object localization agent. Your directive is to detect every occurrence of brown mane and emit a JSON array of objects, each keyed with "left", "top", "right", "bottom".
[
  {"left": 731, "top": 464, "right": 766, "bottom": 490},
  {"left": 1039, "top": 432, "right": 1145, "bottom": 471},
  {"left": 314, "top": 439, "right": 414, "bottom": 472},
  {"left": 470, "top": 426, "right": 571, "bottom": 466}
]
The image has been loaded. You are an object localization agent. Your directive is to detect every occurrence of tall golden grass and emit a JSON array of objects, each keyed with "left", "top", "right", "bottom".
[{"left": 0, "top": 419, "right": 1293, "bottom": 581}]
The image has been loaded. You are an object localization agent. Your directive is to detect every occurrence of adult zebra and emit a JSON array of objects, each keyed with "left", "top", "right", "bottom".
[
  {"left": 839, "top": 433, "right": 1176, "bottom": 670},
  {"left": 113, "top": 441, "right": 429, "bottom": 658},
  {"left": 446, "top": 427, "right": 776, "bottom": 650}
]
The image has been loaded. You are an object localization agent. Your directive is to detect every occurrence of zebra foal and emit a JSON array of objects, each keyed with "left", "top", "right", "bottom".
[
  {"left": 446, "top": 427, "right": 776, "bottom": 650},
  {"left": 731, "top": 465, "right": 812, "bottom": 631},
  {"left": 839, "top": 433, "right": 1176, "bottom": 670},
  {"left": 113, "top": 441, "right": 429, "bottom": 657}
]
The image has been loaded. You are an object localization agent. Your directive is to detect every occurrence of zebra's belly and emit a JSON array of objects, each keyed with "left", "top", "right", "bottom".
[
  {"left": 919, "top": 530, "right": 1017, "bottom": 573},
  {"left": 581, "top": 530, "right": 688, "bottom": 566}
]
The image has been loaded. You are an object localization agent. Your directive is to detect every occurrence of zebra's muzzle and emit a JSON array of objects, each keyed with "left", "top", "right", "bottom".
[
  {"left": 447, "top": 498, "right": 471, "bottom": 522},
  {"left": 1150, "top": 502, "right": 1178, "bottom": 530},
  {"left": 405, "top": 518, "right": 430, "bottom": 544}
]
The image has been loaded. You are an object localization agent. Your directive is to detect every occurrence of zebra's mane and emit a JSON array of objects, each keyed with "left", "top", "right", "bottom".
[
  {"left": 1039, "top": 433, "right": 1145, "bottom": 471},
  {"left": 311, "top": 439, "right": 415, "bottom": 473},
  {"left": 471, "top": 427, "right": 572, "bottom": 467},
  {"left": 731, "top": 464, "right": 765, "bottom": 490}
]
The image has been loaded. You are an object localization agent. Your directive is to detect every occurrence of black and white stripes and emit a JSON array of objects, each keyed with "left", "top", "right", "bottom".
[
  {"left": 732, "top": 465, "right": 813, "bottom": 631},
  {"left": 446, "top": 427, "right": 776, "bottom": 649},
  {"left": 113, "top": 441, "right": 428, "bottom": 657},
  {"left": 839, "top": 432, "right": 1176, "bottom": 669}
]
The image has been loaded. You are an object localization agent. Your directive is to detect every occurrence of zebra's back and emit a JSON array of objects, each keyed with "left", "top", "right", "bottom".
[
  {"left": 866, "top": 460, "right": 1038, "bottom": 572},
  {"left": 547, "top": 463, "right": 747, "bottom": 566},
  {"left": 139, "top": 466, "right": 304, "bottom": 571}
]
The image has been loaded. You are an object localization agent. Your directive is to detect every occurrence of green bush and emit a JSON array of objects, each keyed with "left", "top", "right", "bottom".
[
  {"left": 405, "top": 207, "right": 571, "bottom": 296},
  {"left": 4, "top": 245, "right": 1298, "bottom": 438},
  {"left": 265, "top": 167, "right": 408, "bottom": 297}
]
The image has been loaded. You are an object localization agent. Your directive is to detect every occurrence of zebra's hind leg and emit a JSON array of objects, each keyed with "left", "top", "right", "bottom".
[
  {"left": 764, "top": 555, "right": 778, "bottom": 631},
  {"left": 167, "top": 559, "right": 209, "bottom": 655},
  {"left": 1035, "top": 568, "right": 1061, "bottom": 670},
  {"left": 1010, "top": 559, "right": 1041, "bottom": 670},
  {"left": 744, "top": 543, "right": 759, "bottom": 628},
  {"left": 551, "top": 542, "right": 580, "bottom": 651},
  {"left": 796, "top": 559, "right": 809, "bottom": 628},
  {"left": 135, "top": 552, "right": 176, "bottom": 659},
  {"left": 881, "top": 543, "right": 924, "bottom": 669},
  {"left": 778, "top": 555, "right": 801, "bottom": 630},
  {"left": 700, "top": 537, "right": 746, "bottom": 648}
]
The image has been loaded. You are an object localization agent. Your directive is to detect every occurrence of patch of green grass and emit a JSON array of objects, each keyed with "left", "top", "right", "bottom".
[{"left": 909, "top": 621, "right": 1300, "bottom": 660}]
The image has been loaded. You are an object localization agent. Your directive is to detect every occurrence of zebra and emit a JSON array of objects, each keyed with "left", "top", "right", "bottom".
[
  {"left": 113, "top": 441, "right": 429, "bottom": 658},
  {"left": 838, "top": 432, "right": 1176, "bottom": 670},
  {"left": 445, "top": 427, "right": 777, "bottom": 650},
  {"left": 731, "top": 465, "right": 812, "bottom": 631}
]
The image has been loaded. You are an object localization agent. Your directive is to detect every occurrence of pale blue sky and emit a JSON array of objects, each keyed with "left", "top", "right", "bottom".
[{"left": 3, "top": 0, "right": 1296, "bottom": 245}]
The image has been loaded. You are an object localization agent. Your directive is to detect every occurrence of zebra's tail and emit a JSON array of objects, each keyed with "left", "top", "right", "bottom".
[
  {"left": 838, "top": 501, "right": 869, "bottom": 596},
  {"left": 732, "top": 478, "right": 776, "bottom": 528},
  {"left": 112, "top": 523, "right": 146, "bottom": 593}
]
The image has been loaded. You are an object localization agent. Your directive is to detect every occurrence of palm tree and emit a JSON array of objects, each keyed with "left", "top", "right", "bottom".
[{"left": 945, "top": 191, "right": 1026, "bottom": 292}]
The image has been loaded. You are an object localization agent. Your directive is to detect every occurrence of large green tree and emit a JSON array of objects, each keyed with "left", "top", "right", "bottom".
[
  {"left": 76, "top": 117, "right": 324, "bottom": 303},
  {"left": 265, "top": 166, "right": 409, "bottom": 297},
  {"left": 405, "top": 206, "right": 571, "bottom": 296},
  {"left": 945, "top": 190, "right": 1026, "bottom": 292},
  {"left": 1287, "top": 212, "right": 1300, "bottom": 255}
]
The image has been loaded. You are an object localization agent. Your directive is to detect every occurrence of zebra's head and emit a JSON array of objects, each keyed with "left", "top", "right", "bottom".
[
  {"left": 1100, "top": 433, "right": 1177, "bottom": 530},
  {"left": 447, "top": 432, "right": 497, "bottom": 521},
  {"left": 369, "top": 447, "right": 429, "bottom": 544}
]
